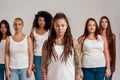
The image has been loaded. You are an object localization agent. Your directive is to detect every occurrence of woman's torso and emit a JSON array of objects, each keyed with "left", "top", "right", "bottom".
[{"left": 82, "top": 35, "right": 106, "bottom": 68}]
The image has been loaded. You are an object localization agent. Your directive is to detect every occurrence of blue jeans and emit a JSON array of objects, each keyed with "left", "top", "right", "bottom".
[
  {"left": 33, "top": 56, "right": 42, "bottom": 80},
  {"left": 0, "top": 64, "right": 8, "bottom": 80},
  {"left": 10, "top": 68, "right": 31, "bottom": 80},
  {"left": 82, "top": 67, "right": 106, "bottom": 80}
]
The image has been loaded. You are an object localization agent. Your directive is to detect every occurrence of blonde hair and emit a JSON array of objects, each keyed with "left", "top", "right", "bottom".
[{"left": 13, "top": 17, "right": 24, "bottom": 25}]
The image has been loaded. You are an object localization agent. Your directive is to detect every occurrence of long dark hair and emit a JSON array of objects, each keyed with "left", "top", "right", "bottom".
[
  {"left": 46, "top": 13, "right": 74, "bottom": 62},
  {"left": 32, "top": 11, "right": 52, "bottom": 30},
  {"left": 99, "top": 16, "right": 114, "bottom": 63},
  {"left": 0, "top": 20, "right": 11, "bottom": 42}
]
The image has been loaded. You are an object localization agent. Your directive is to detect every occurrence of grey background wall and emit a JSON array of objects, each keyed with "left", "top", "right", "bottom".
[{"left": 0, "top": 0, "right": 120, "bottom": 80}]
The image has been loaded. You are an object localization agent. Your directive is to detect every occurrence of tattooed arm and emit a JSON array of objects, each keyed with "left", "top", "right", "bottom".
[
  {"left": 42, "top": 40, "right": 48, "bottom": 80},
  {"left": 74, "top": 40, "right": 83, "bottom": 80}
]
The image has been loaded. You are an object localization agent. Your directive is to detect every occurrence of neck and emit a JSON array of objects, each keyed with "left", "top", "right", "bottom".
[
  {"left": 55, "top": 35, "right": 64, "bottom": 45},
  {"left": 88, "top": 33, "right": 95, "bottom": 37},
  {"left": 2, "top": 34, "right": 6, "bottom": 39},
  {"left": 38, "top": 27, "right": 45, "bottom": 31},
  {"left": 14, "top": 32, "right": 23, "bottom": 36}
]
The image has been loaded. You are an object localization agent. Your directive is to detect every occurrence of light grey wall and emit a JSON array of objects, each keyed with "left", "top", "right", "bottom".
[{"left": 0, "top": 0, "right": 120, "bottom": 80}]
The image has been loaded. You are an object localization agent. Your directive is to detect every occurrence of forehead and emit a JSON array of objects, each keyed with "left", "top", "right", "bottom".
[
  {"left": 1, "top": 23, "right": 6, "bottom": 27},
  {"left": 14, "top": 20, "right": 23, "bottom": 24},
  {"left": 88, "top": 20, "right": 95, "bottom": 24},
  {"left": 102, "top": 18, "right": 107, "bottom": 21},
  {"left": 55, "top": 18, "right": 67, "bottom": 24}
]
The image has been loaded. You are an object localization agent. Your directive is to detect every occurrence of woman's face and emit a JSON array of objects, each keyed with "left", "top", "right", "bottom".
[
  {"left": 54, "top": 18, "right": 67, "bottom": 37},
  {"left": 0, "top": 24, "right": 7, "bottom": 34},
  {"left": 87, "top": 20, "right": 96, "bottom": 33},
  {"left": 13, "top": 20, "right": 23, "bottom": 33},
  {"left": 38, "top": 17, "right": 45, "bottom": 28},
  {"left": 101, "top": 18, "right": 108, "bottom": 29}
]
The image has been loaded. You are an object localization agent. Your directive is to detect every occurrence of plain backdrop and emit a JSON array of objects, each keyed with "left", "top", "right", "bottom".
[{"left": 0, "top": 0, "right": 120, "bottom": 80}]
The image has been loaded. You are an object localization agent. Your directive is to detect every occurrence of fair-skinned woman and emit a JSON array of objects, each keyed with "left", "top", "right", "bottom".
[
  {"left": 42, "top": 13, "right": 82, "bottom": 80},
  {"left": 5, "top": 18, "right": 33, "bottom": 80},
  {"left": 78, "top": 18, "right": 111, "bottom": 80},
  {"left": 99, "top": 16, "right": 116, "bottom": 80},
  {"left": 0, "top": 20, "right": 11, "bottom": 80}
]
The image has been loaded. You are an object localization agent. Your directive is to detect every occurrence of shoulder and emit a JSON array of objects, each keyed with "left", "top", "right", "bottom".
[
  {"left": 77, "top": 35, "right": 85, "bottom": 44},
  {"left": 30, "top": 28, "right": 35, "bottom": 35}
]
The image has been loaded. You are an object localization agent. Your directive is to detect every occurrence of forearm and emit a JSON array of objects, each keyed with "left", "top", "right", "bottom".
[
  {"left": 28, "top": 52, "right": 33, "bottom": 70},
  {"left": 105, "top": 52, "right": 110, "bottom": 69},
  {"left": 5, "top": 54, "right": 10, "bottom": 71}
]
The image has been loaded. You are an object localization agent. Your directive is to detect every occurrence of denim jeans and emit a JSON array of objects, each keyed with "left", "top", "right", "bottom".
[
  {"left": 33, "top": 56, "right": 42, "bottom": 80},
  {"left": 9, "top": 68, "right": 31, "bottom": 80},
  {"left": 82, "top": 67, "right": 106, "bottom": 80},
  {"left": 0, "top": 64, "right": 8, "bottom": 80}
]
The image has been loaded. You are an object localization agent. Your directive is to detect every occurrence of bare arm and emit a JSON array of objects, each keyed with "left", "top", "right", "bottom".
[
  {"left": 5, "top": 37, "right": 11, "bottom": 77},
  {"left": 27, "top": 36, "right": 33, "bottom": 77},
  {"left": 27, "top": 36, "right": 33, "bottom": 70},
  {"left": 42, "top": 40, "right": 48, "bottom": 80},
  {"left": 30, "top": 29, "right": 34, "bottom": 51},
  {"left": 74, "top": 40, "right": 82, "bottom": 80},
  {"left": 101, "top": 36, "right": 111, "bottom": 77}
]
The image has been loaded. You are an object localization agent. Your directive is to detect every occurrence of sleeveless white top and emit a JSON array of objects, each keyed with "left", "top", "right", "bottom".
[
  {"left": 9, "top": 36, "right": 29, "bottom": 69},
  {"left": 47, "top": 45, "right": 75, "bottom": 80},
  {"left": 34, "top": 30, "right": 49, "bottom": 56},
  {"left": 82, "top": 35, "right": 106, "bottom": 68},
  {"left": 0, "top": 40, "right": 6, "bottom": 64}
]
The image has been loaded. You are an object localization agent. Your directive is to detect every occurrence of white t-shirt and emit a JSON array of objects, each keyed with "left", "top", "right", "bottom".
[
  {"left": 9, "top": 36, "right": 29, "bottom": 69},
  {"left": 82, "top": 35, "right": 106, "bottom": 68},
  {"left": 34, "top": 30, "right": 49, "bottom": 56},
  {"left": 0, "top": 40, "right": 6, "bottom": 64}
]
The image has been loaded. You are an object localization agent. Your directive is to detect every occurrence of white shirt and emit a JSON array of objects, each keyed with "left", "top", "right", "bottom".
[
  {"left": 34, "top": 30, "right": 49, "bottom": 56},
  {"left": 82, "top": 35, "right": 106, "bottom": 68},
  {"left": 47, "top": 45, "right": 75, "bottom": 80},
  {"left": 9, "top": 36, "right": 29, "bottom": 69},
  {"left": 0, "top": 40, "right": 6, "bottom": 64}
]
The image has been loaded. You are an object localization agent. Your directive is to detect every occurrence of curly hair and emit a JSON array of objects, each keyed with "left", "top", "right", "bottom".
[{"left": 32, "top": 11, "right": 52, "bottom": 30}]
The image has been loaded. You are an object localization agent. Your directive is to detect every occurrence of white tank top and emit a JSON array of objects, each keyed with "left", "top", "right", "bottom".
[
  {"left": 82, "top": 35, "right": 106, "bottom": 68},
  {"left": 0, "top": 40, "right": 6, "bottom": 64},
  {"left": 47, "top": 45, "right": 75, "bottom": 80},
  {"left": 9, "top": 36, "right": 29, "bottom": 69},
  {"left": 34, "top": 30, "right": 49, "bottom": 56}
]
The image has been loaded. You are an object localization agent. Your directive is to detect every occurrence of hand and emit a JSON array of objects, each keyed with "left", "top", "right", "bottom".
[
  {"left": 6, "top": 69, "right": 11, "bottom": 78},
  {"left": 32, "top": 63, "right": 36, "bottom": 72},
  {"left": 105, "top": 68, "right": 111, "bottom": 78},
  {"left": 42, "top": 69, "right": 47, "bottom": 80},
  {"left": 75, "top": 71, "right": 83, "bottom": 80},
  {"left": 80, "top": 70, "right": 84, "bottom": 78},
  {"left": 27, "top": 69, "right": 32, "bottom": 78}
]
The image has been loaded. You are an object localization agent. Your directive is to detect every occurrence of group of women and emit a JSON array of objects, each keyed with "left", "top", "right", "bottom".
[{"left": 0, "top": 11, "right": 116, "bottom": 80}]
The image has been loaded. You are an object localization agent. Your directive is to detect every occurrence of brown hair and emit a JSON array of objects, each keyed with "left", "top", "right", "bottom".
[
  {"left": 99, "top": 16, "right": 114, "bottom": 63},
  {"left": 78, "top": 18, "right": 100, "bottom": 52},
  {"left": 46, "top": 13, "right": 74, "bottom": 62},
  {"left": 83, "top": 18, "right": 100, "bottom": 39}
]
